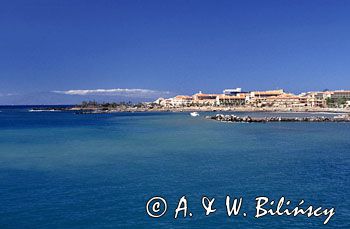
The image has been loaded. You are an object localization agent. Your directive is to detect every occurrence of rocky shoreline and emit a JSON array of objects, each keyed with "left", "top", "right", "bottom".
[{"left": 206, "top": 114, "right": 350, "bottom": 123}]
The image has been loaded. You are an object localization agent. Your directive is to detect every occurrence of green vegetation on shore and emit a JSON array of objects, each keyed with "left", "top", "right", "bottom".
[
  {"left": 326, "top": 97, "right": 348, "bottom": 108},
  {"left": 79, "top": 101, "right": 146, "bottom": 109}
]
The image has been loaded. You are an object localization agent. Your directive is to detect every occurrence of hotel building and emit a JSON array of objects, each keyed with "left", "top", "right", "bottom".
[
  {"left": 302, "top": 92, "right": 327, "bottom": 107},
  {"left": 216, "top": 94, "right": 247, "bottom": 106},
  {"left": 154, "top": 88, "right": 350, "bottom": 109},
  {"left": 325, "top": 90, "right": 350, "bottom": 100},
  {"left": 264, "top": 93, "right": 307, "bottom": 108},
  {"left": 171, "top": 95, "right": 193, "bottom": 107},
  {"left": 192, "top": 91, "right": 220, "bottom": 106},
  {"left": 247, "top": 89, "right": 285, "bottom": 107}
]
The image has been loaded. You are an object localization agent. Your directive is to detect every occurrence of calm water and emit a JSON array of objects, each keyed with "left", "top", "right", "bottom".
[{"left": 0, "top": 107, "right": 349, "bottom": 228}]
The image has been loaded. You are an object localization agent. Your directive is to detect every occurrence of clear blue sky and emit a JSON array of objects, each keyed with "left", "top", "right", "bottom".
[{"left": 1, "top": 0, "right": 350, "bottom": 104}]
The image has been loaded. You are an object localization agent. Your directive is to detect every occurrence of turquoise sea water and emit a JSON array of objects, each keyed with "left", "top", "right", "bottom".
[{"left": 0, "top": 107, "right": 349, "bottom": 228}]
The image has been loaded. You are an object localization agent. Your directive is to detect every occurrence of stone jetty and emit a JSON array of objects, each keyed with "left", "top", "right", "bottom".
[{"left": 206, "top": 114, "right": 350, "bottom": 123}]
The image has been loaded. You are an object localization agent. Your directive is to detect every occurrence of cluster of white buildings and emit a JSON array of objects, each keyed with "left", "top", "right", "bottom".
[{"left": 154, "top": 88, "right": 350, "bottom": 108}]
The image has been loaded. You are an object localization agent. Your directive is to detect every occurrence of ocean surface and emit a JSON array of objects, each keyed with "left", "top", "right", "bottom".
[{"left": 0, "top": 106, "right": 349, "bottom": 228}]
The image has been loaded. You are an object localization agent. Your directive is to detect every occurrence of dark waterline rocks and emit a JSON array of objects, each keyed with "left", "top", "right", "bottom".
[{"left": 206, "top": 114, "right": 350, "bottom": 123}]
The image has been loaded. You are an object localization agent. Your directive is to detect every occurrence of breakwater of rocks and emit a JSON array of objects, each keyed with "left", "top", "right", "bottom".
[{"left": 206, "top": 114, "right": 350, "bottom": 123}]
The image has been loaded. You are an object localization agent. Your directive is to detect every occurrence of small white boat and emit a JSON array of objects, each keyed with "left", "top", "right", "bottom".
[{"left": 190, "top": 112, "right": 199, "bottom": 117}]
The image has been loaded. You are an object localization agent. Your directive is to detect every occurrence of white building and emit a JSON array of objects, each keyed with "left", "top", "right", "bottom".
[
  {"left": 171, "top": 95, "right": 193, "bottom": 107},
  {"left": 223, "top": 88, "right": 242, "bottom": 96}
]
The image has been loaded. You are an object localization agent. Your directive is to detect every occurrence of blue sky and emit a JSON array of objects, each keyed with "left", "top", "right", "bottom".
[{"left": 1, "top": 0, "right": 350, "bottom": 104}]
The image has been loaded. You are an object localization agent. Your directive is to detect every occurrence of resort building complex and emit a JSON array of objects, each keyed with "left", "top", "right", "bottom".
[{"left": 154, "top": 89, "right": 350, "bottom": 109}]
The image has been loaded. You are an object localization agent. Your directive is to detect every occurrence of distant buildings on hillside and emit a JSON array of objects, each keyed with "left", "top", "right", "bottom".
[{"left": 153, "top": 88, "right": 350, "bottom": 109}]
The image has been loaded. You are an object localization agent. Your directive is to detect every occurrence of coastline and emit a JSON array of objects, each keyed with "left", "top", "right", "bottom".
[{"left": 67, "top": 106, "right": 350, "bottom": 114}]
